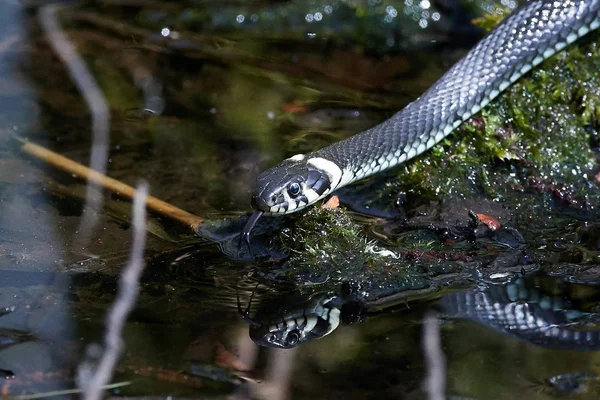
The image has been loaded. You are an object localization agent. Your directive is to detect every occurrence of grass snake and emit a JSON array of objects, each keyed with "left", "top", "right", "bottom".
[{"left": 243, "top": 0, "right": 600, "bottom": 242}]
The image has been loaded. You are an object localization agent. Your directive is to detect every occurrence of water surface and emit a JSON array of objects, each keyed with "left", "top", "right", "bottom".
[{"left": 0, "top": 0, "right": 599, "bottom": 398}]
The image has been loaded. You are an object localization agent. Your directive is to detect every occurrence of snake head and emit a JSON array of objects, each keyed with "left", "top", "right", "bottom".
[
  {"left": 250, "top": 319, "right": 331, "bottom": 349},
  {"left": 242, "top": 154, "right": 342, "bottom": 248},
  {"left": 248, "top": 294, "right": 342, "bottom": 349},
  {"left": 251, "top": 154, "right": 341, "bottom": 215}
]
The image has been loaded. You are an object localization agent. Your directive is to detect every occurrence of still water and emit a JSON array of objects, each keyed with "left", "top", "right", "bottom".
[{"left": 0, "top": 0, "right": 599, "bottom": 398}]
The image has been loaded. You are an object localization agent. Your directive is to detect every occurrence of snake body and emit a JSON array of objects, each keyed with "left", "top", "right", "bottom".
[{"left": 244, "top": 0, "right": 600, "bottom": 239}]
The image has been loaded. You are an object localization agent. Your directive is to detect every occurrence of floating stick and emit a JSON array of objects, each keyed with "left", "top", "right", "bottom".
[{"left": 15, "top": 136, "right": 205, "bottom": 230}]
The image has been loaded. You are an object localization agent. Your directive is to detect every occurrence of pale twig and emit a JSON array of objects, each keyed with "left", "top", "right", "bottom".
[
  {"left": 38, "top": 4, "right": 111, "bottom": 247},
  {"left": 422, "top": 311, "right": 446, "bottom": 400},
  {"left": 15, "top": 136, "right": 204, "bottom": 230},
  {"left": 80, "top": 183, "right": 148, "bottom": 400},
  {"left": 256, "top": 348, "right": 297, "bottom": 400}
]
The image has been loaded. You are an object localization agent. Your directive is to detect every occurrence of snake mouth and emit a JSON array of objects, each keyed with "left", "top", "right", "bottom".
[
  {"left": 253, "top": 191, "right": 313, "bottom": 215},
  {"left": 267, "top": 195, "right": 312, "bottom": 215}
]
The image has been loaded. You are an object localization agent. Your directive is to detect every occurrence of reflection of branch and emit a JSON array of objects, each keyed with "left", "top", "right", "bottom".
[
  {"left": 254, "top": 348, "right": 296, "bottom": 400},
  {"left": 38, "top": 5, "right": 111, "bottom": 246},
  {"left": 422, "top": 311, "right": 445, "bottom": 400},
  {"left": 16, "top": 136, "right": 204, "bottom": 229},
  {"left": 80, "top": 183, "right": 148, "bottom": 400}
]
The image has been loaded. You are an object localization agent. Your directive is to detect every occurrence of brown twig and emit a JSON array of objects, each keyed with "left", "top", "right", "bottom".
[{"left": 15, "top": 136, "right": 204, "bottom": 230}]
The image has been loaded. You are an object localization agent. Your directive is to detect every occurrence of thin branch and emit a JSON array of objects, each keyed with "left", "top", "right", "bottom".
[
  {"left": 81, "top": 183, "right": 148, "bottom": 400},
  {"left": 38, "top": 4, "right": 111, "bottom": 246},
  {"left": 15, "top": 136, "right": 204, "bottom": 230}
]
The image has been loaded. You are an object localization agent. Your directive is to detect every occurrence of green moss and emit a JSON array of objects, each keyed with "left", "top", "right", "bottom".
[
  {"left": 393, "top": 31, "right": 600, "bottom": 201},
  {"left": 276, "top": 207, "right": 451, "bottom": 298},
  {"left": 281, "top": 206, "right": 372, "bottom": 275}
]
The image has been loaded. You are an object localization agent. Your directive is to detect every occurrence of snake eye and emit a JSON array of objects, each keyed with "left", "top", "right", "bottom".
[
  {"left": 287, "top": 182, "right": 301, "bottom": 198},
  {"left": 286, "top": 330, "right": 300, "bottom": 346}
]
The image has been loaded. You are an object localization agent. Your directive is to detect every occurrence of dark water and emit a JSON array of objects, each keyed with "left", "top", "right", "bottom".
[{"left": 0, "top": 0, "right": 600, "bottom": 398}]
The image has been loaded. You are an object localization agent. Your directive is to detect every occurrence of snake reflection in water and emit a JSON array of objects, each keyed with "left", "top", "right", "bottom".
[{"left": 244, "top": 277, "right": 600, "bottom": 349}]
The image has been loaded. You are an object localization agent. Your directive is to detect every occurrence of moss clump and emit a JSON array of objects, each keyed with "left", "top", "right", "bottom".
[
  {"left": 394, "top": 30, "right": 600, "bottom": 203},
  {"left": 275, "top": 206, "right": 446, "bottom": 297},
  {"left": 280, "top": 207, "right": 372, "bottom": 280}
]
